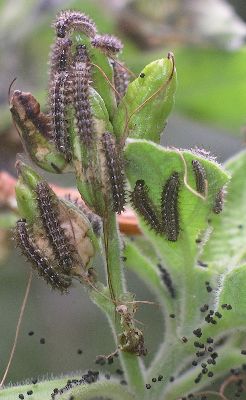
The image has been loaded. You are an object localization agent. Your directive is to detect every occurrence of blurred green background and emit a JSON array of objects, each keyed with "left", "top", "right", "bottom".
[{"left": 0, "top": 0, "right": 246, "bottom": 390}]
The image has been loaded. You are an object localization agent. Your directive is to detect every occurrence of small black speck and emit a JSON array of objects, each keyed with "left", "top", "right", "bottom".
[
  {"left": 241, "top": 350, "right": 246, "bottom": 355},
  {"left": 32, "top": 378, "right": 37, "bottom": 384},
  {"left": 27, "top": 390, "right": 33, "bottom": 395},
  {"left": 152, "top": 377, "right": 157, "bottom": 382},
  {"left": 169, "top": 314, "right": 175, "bottom": 318},
  {"left": 200, "top": 304, "right": 209, "bottom": 313},
  {"left": 28, "top": 331, "right": 34, "bottom": 336},
  {"left": 238, "top": 225, "right": 243, "bottom": 229},
  {"left": 193, "top": 328, "right": 202, "bottom": 338},
  {"left": 208, "top": 371, "right": 214, "bottom": 377},
  {"left": 169, "top": 376, "right": 175, "bottom": 382},
  {"left": 139, "top": 72, "right": 145, "bottom": 78},
  {"left": 19, "top": 395, "right": 24, "bottom": 400},
  {"left": 197, "top": 260, "right": 208, "bottom": 268},
  {"left": 108, "top": 356, "right": 113, "bottom": 364},
  {"left": 116, "top": 369, "right": 123, "bottom": 375},
  {"left": 215, "top": 311, "right": 222, "bottom": 318},
  {"left": 40, "top": 338, "right": 45, "bottom": 344},
  {"left": 77, "top": 349, "right": 83, "bottom": 355},
  {"left": 158, "top": 375, "right": 163, "bottom": 381},
  {"left": 146, "top": 383, "right": 151, "bottom": 389}
]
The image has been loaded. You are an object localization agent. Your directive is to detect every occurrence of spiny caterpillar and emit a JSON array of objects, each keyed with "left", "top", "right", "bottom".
[
  {"left": 72, "top": 44, "right": 94, "bottom": 146},
  {"left": 54, "top": 10, "right": 97, "bottom": 39},
  {"left": 49, "top": 71, "right": 72, "bottom": 161},
  {"left": 161, "top": 172, "right": 180, "bottom": 242},
  {"left": 36, "top": 181, "right": 74, "bottom": 273},
  {"left": 130, "top": 180, "right": 162, "bottom": 234},
  {"left": 111, "top": 61, "right": 129, "bottom": 105},
  {"left": 15, "top": 219, "right": 71, "bottom": 292},
  {"left": 213, "top": 187, "right": 225, "bottom": 214},
  {"left": 192, "top": 159, "right": 207, "bottom": 196},
  {"left": 91, "top": 34, "right": 123, "bottom": 57},
  {"left": 49, "top": 37, "right": 73, "bottom": 82},
  {"left": 101, "top": 131, "right": 126, "bottom": 214},
  {"left": 157, "top": 264, "right": 176, "bottom": 298}
]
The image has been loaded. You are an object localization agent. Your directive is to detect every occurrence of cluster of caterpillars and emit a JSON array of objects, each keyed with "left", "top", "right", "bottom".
[
  {"left": 48, "top": 11, "right": 128, "bottom": 158},
  {"left": 130, "top": 159, "right": 224, "bottom": 242},
  {"left": 10, "top": 11, "right": 129, "bottom": 214},
  {"left": 15, "top": 182, "right": 79, "bottom": 292}
]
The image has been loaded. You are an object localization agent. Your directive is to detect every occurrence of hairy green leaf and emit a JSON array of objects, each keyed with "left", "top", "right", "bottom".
[
  {"left": 113, "top": 55, "right": 176, "bottom": 143},
  {"left": 201, "top": 150, "right": 246, "bottom": 271},
  {"left": 125, "top": 139, "right": 229, "bottom": 333}
]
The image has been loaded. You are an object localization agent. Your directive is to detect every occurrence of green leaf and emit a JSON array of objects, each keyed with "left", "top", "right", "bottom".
[
  {"left": 0, "top": 378, "right": 135, "bottom": 400},
  {"left": 215, "top": 264, "right": 246, "bottom": 331},
  {"left": 113, "top": 54, "right": 177, "bottom": 143},
  {"left": 124, "top": 240, "right": 176, "bottom": 319},
  {"left": 0, "top": 377, "right": 70, "bottom": 400},
  {"left": 124, "top": 47, "right": 246, "bottom": 134},
  {"left": 125, "top": 139, "right": 229, "bottom": 269},
  {"left": 124, "top": 139, "right": 229, "bottom": 332},
  {"left": 201, "top": 150, "right": 246, "bottom": 271}
]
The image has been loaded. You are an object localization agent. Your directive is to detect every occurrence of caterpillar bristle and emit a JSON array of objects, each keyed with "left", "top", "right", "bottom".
[
  {"left": 101, "top": 131, "right": 126, "bottom": 214},
  {"left": 192, "top": 159, "right": 207, "bottom": 196},
  {"left": 213, "top": 187, "right": 225, "bottom": 214},
  {"left": 161, "top": 172, "right": 180, "bottom": 242},
  {"left": 111, "top": 61, "right": 129, "bottom": 105},
  {"left": 36, "top": 181, "right": 74, "bottom": 273},
  {"left": 91, "top": 34, "right": 123, "bottom": 57},
  {"left": 49, "top": 71, "right": 72, "bottom": 161},
  {"left": 49, "top": 37, "right": 73, "bottom": 83},
  {"left": 15, "top": 219, "right": 71, "bottom": 293},
  {"left": 72, "top": 44, "right": 94, "bottom": 146},
  {"left": 157, "top": 264, "right": 176, "bottom": 298},
  {"left": 54, "top": 10, "right": 97, "bottom": 39},
  {"left": 130, "top": 179, "right": 162, "bottom": 234}
]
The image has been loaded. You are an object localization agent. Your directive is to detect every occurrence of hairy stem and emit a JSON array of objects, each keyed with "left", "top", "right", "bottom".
[
  {"left": 59, "top": 381, "right": 136, "bottom": 400},
  {"left": 92, "top": 212, "right": 146, "bottom": 397}
]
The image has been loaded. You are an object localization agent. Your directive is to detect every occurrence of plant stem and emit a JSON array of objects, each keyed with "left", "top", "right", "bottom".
[
  {"left": 60, "top": 381, "right": 136, "bottom": 400},
  {"left": 102, "top": 211, "right": 125, "bottom": 300},
  {"left": 92, "top": 211, "right": 146, "bottom": 397},
  {"left": 124, "top": 241, "right": 176, "bottom": 335}
]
